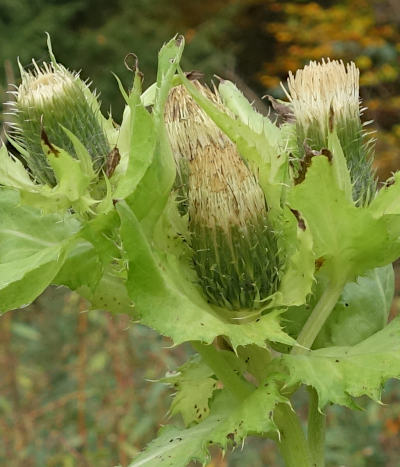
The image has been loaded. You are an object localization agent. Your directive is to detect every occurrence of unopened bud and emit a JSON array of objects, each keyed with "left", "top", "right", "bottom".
[
  {"left": 286, "top": 59, "right": 376, "bottom": 204},
  {"left": 166, "top": 83, "right": 281, "bottom": 311},
  {"left": 13, "top": 62, "right": 109, "bottom": 186}
]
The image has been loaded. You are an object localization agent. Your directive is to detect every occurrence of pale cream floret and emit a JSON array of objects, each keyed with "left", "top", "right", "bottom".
[
  {"left": 284, "top": 59, "right": 360, "bottom": 136},
  {"left": 165, "top": 83, "right": 229, "bottom": 174},
  {"left": 17, "top": 62, "right": 77, "bottom": 109},
  {"left": 165, "top": 82, "right": 267, "bottom": 233},
  {"left": 189, "top": 144, "right": 266, "bottom": 234}
]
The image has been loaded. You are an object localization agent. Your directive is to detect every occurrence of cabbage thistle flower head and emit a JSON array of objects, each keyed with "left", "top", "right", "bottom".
[
  {"left": 285, "top": 59, "right": 376, "bottom": 204},
  {"left": 166, "top": 83, "right": 281, "bottom": 312},
  {"left": 12, "top": 61, "right": 109, "bottom": 186}
]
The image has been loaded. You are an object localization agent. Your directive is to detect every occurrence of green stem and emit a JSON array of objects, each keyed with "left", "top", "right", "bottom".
[
  {"left": 191, "top": 341, "right": 252, "bottom": 401},
  {"left": 292, "top": 281, "right": 344, "bottom": 354},
  {"left": 274, "top": 403, "right": 312, "bottom": 467},
  {"left": 287, "top": 281, "right": 343, "bottom": 465},
  {"left": 307, "top": 387, "right": 325, "bottom": 467}
]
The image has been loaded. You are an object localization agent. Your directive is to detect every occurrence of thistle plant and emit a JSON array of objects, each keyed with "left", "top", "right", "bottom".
[{"left": 2, "top": 36, "right": 400, "bottom": 467}]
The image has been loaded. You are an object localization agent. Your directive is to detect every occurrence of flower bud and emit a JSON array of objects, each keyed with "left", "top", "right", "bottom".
[
  {"left": 13, "top": 61, "right": 109, "bottom": 186},
  {"left": 166, "top": 83, "right": 280, "bottom": 311},
  {"left": 285, "top": 59, "right": 376, "bottom": 205}
]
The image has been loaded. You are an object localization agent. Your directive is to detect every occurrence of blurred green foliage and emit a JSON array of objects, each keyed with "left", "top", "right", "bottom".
[
  {"left": 0, "top": 0, "right": 241, "bottom": 119},
  {"left": 2, "top": 0, "right": 400, "bottom": 465}
]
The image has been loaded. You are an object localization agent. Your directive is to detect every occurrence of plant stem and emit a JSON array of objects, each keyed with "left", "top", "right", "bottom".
[
  {"left": 307, "top": 387, "right": 325, "bottom": 467},
  {"left": 191, "top": 341, "right": 252, "bottom": 401},
  {"left": 287, "top": 281, "right": 343, "bottom": 465},
  {"left": 292, "top": 281, "right": 344, "bottom": 354},
  {"left": 274, "top": 403, "right": 312, "bottom": 467}
]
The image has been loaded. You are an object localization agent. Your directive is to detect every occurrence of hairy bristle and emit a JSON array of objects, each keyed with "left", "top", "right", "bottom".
[
  {"left": 165, "top": 83, "right": 229, "bottom": 164},
  {"left": 286, "top": 59, "right": 360, "bottom": 137},
  {"left": 189, "top": 144, "right": 267, "bottom": 234}
]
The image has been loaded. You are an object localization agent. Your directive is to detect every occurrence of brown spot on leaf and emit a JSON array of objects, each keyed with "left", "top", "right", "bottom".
[
  {"left": 295, "top": 144, "right": 333, "bottom": 184},
  {"left": 175, "top": 35, "right": 184, "bottom": 47},
  {"left": 294, "top": 142, "right": 318, "bottom": 184},
  {"left": 105, "top": 147, "right": 121, "bottom": 177},
  {"left": 329, "top": 104, "right": 335, "bottom": 133},
  {"left": 290, "top": 209, "right": 306, "bottom": 231},
  {"left": 41, "top": 126, "right": 59, "bottom": 157},
  {"left": 321, "top": 148, "right": 333, "bottom": 163},
  {"left": 315, "top": 257, "right": 325, "bottom": 271}
]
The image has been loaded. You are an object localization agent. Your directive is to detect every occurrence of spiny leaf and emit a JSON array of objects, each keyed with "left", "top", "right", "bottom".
[
  {"left": 118, "top": 201, "right": 295, "bottom": 349},
  {"left": 129, "top": 381, "right": 287, "bottom": 467},
  {"left": 0, "top": 189, "right": 79, "bottom": 312},
  {"left": 283, "top": 315, "right": 400, "bottom": 408},
  {"left": 289, "top": 155, "right": 400, "bottom": 283},
  {"left": 162, "top": 355, "right": 217, "bottom": 426}
]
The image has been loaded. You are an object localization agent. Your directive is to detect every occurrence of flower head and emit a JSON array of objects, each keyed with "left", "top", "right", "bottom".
[
  {"left": 166, "top": 82, "right": 281, "bottom": 311},
  {"left": 285, "top": 59, "right": 376, "bottom": 204},
  {"left": 12, "top": 61, "right": 109, "bottom": 186},
  {"left": 286, "top": 59, "right": 360, "bottom": 143}
]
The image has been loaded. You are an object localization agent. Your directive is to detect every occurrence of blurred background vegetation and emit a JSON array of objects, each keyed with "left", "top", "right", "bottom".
[{"left": 1, "top": 0, "right": 400, "bottom": 465}]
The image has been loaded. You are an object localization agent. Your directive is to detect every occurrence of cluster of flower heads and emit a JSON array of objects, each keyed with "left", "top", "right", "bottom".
[{"left": 7, "top": 54, "right": 375, "bottom": 314}]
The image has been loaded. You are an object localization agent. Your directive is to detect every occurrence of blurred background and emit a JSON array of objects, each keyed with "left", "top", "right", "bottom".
[{"left": 1, "top": 0, "right": 400, "bottom": 465}]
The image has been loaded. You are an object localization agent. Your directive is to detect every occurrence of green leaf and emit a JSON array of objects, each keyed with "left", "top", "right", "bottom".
[
  {"left": 289, "top": 156, "right": 400, "bottom": 283},
  {"left": 237, "top": 345, "right": 272, "bottom": 385},
  {"left": 314, "top": 265, "right": 394, "bottom": 347},
  {"left": 113, "top": 99, "right": 156, "bottom": 199},
  {"left": 41, "top": 138, "right": 93, "bottom": 208},
  {"left": 0, "top": 189, "right": 79, "bottom": 312},
  {"left": 80, "top": 268, "right": 135, "bottom": 317},
  {"left": 126, "top": 37, "right": 185, "bottom": 234},
  {"left": 218, "top": 79, "right": 281, "bottom": 146},
  {"left": 129, "top": 382, "right": 286, "bottom": 467},
  {"left": 53, "top": 240, "right": 102, "bottom": 292},
  {"left": 118, "top": 201, "right": 295, "bottom": 349},
  {"left": 270, "top": 208, "right": 315, "bottom": 307},
  {"left": 327, "top": 129, "right": 352, "bottom": 202},
  {"left": 113, "top": 64, "right": 156, "bottom": 200},
  {"left": 369, "top": 170, "right": 400, "bottom": 217},
  {"left": 283, "top": 315, "right": 400, "bottom": 408},
  {"left": 284, "top": 265, "right": 395, "bottom": 348},
  {"left": 0, "top": 144, "right": 37, "bottom": 190},
  {"left": 80, "top": 210, "right": 120, "bottom": 266},
  {"left": 162, "top": 355, "right": 217, "bottom": 426},
  {"left": 61, "top": 126, "right": 96, "bottom": 179}
]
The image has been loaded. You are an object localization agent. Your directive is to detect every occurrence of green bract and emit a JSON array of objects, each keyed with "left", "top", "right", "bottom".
[{"left": 2, "top": 35, "right": 400, "bottom": 467}]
